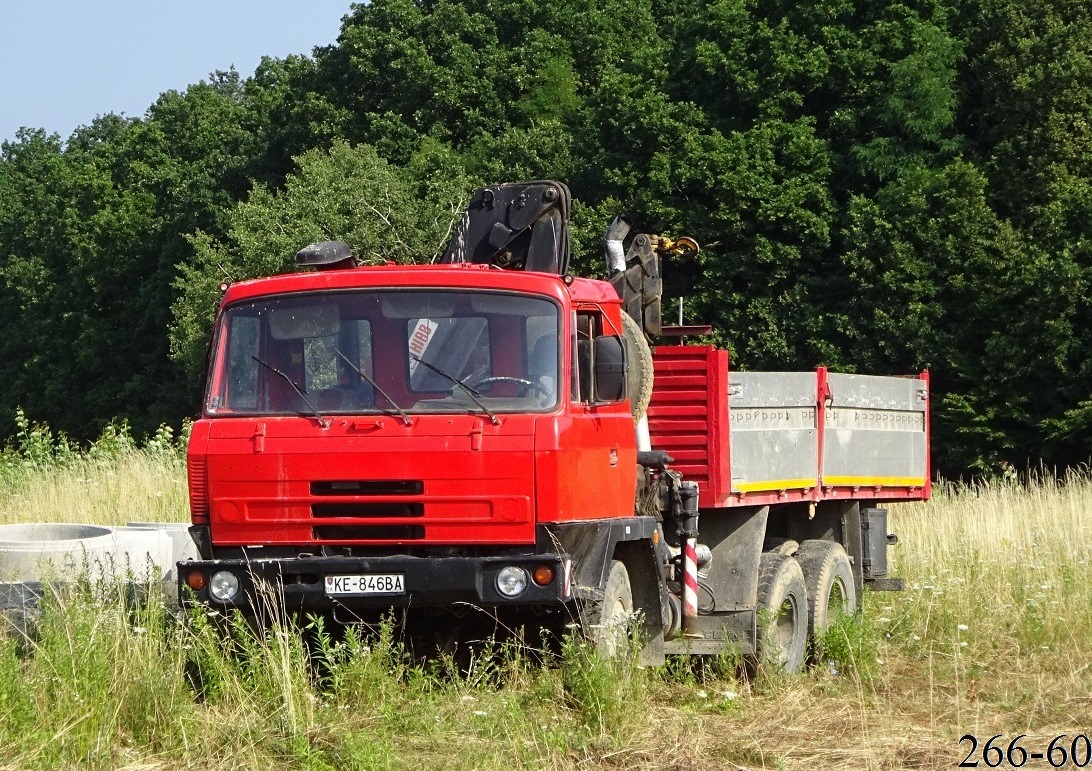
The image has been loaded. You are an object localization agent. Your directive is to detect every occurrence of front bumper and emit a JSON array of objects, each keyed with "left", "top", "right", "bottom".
[{"left": 177, "top": 553, "right": 572, "bottom": 614}]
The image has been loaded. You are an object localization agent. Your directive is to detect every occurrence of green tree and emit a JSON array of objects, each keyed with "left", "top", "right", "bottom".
[
  {"left": 3, "top": 0, "right": 1092, "bottom": 477},
  {"left": 950, "top": 0, "right": 1092, "bottom": 467},
  {"left": 170, "top": 140, "right": 473, "bottom": 377}
]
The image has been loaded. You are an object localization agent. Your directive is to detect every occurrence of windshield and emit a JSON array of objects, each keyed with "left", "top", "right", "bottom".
[{"left": 205, "top": 289, "right": 561, "bottom": 417}]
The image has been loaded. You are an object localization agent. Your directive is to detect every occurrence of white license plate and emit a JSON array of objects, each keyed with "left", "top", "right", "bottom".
[{"left": 325, "top": 574, "right": 405, "bottom": 596}]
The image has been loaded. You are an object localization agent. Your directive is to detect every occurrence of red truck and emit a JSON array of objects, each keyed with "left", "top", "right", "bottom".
[{"left": 179, "top": 181, "right": 929, "bottom": 668}]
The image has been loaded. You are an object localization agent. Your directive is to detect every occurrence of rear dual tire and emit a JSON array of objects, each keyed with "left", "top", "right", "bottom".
[
  {"left": 796, "top": 539, "right": 857, "bottom": 645},
  {"left": 755, "top": 553, "right": 808, "bottom": 672},
  {"left": 754, "top": 541, "right": 856, "bottom": 672}
]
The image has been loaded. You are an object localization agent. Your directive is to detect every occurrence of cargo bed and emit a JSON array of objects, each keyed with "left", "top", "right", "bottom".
[{"left": 647, "top": 346, "right": 930, "bottom": 508}]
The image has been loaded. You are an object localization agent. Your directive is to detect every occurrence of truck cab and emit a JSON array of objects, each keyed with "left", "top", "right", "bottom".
[{"left": 182, "top": 262, "right": 656, "bottom": 641}]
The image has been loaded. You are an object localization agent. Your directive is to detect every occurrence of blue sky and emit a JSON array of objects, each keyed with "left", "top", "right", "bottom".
[{"left": 0, "top": 1, "right": 351, "bottom": 145}]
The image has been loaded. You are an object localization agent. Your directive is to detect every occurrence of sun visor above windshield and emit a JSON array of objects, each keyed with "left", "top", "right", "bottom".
[
  {"left": 380, "top": 293, "right": 456, "bottom": 319},
  {"left": 269, "top": 303, "right": 341, "bottom": 340}
]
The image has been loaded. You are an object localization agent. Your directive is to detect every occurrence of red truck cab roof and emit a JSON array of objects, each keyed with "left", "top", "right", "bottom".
[{"left": 219, "top": 263, "right": 620, "bottom": 310}]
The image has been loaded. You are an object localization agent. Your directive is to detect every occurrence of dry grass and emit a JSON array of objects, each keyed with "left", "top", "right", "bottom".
[
  {"left": 1, "top": 444, "right": 1090, "bottom": 770},
  {"left": 0, "top": 451, "right": 188, "bottom": 527},
  {"left": 0, "top": 413, "right": 188, "bottom": 527},
  {"left": 639, "top": 474, "right": 1092, "bottom": 770}
]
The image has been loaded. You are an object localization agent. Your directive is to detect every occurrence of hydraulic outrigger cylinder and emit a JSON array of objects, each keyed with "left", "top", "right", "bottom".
[{"left": 678, "top": 480, "right": 703, "bottom": 638}]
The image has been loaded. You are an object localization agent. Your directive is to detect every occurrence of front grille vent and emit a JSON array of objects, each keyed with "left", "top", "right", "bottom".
[
  {"left": 311, "top": 480, "right": 423, "bottom": 496},
  {"left": 313, "top": 525, "right": 425, "bottom": 541},
  {"left": 188, "top": 457, "right": 209, "bottom": 524},
  {"left": 311, "top": 503, "right": 423, "bottom": 519}
]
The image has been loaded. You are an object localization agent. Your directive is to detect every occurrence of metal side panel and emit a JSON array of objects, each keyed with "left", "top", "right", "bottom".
[
  {"left": 728, "top": 372, "right": 818, "bottom": 493},
  {"left": 648, "top": 346, "right": 730, "bottom": 507},
  {"left": 822, "top": 373, "right": 928, "bottom": 485}
]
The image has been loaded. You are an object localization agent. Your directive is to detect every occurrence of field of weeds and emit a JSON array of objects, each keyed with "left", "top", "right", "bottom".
[{"left": 0, "top": 416, "right": 1090, "bottom": 770}]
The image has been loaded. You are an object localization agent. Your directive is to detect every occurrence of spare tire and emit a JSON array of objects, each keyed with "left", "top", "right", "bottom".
[{"left": 621, "top": 311, "right": 654, "bottom": 420}]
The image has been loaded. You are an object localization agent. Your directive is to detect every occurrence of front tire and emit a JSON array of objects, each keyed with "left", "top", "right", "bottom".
[
  {"left": 585, "top": 560, "right": 634, "bottom": 658},
  {"left": 755, "top": 553, "right": 808, "bottom": 672}
]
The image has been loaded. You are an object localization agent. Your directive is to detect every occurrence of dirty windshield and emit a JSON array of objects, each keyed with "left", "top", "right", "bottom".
[{"left": 205, "top": 290, "right": 560, "bottom": 418}]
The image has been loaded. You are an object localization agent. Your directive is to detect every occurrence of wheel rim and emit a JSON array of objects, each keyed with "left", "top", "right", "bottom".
[
  {"left": 603, "top": 597, "right": 631, "bottom": 655},
  {"left": 609, "top": 596, "right": 627, "bottom": 621},
  {"left": 773, "top": 596, "right": 797, "bottom": 665},
  {"left": 827, "top": 577, "right": 848, "bottom": 620}
]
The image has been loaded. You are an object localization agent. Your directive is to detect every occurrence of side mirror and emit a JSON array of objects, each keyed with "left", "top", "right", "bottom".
[{"left": 594, "top": 335, "right": 627, "bottom": 402}]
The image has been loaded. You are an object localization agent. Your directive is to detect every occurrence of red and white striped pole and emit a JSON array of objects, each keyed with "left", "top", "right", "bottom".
[
  {"left": 678, "top": 480, "right": 703, "bottom": 639},
  {"left": 683, "top": 538, "right": 700, "bottom": 633}
]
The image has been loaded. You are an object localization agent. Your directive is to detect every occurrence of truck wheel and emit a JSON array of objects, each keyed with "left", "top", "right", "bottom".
[
  {"left": 755, "top": 553, "right": 808, "bottom": 672},
  {"left": 621, "top": 312, "right": 654, "bottom": 420},
  {"left": 795, "top": 540, "right": 857, "bottom": 643},
  {"left": 586, "top": 559, "right": 634, "bottom": 658}
]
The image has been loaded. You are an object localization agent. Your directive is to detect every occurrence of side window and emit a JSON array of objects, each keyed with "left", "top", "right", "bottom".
[
  {"left": 304, "top": 336, "right": 338, "bottom": 391},
  {"left": 573, "top": 310, "right": 627, "bottom": 405},
  {"left": 575, "top": 311, "right": 598, "bottom": 403},
  {"left": 304, "top": 320, "right": 373, "bottom": 393},
  {"left": 224, "top": 316, "right": 259, "bottom": 410}
]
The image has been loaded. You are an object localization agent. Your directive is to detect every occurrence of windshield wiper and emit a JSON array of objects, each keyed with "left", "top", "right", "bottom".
[
  {"left": 333, "top": 346, "right": 412, "bottom": 427},
  {"left": 251, "top": 356, "right": 330, "bottom": 429},
  {"left": 409, "top": 354, "right": 500, "bottom": 426}
]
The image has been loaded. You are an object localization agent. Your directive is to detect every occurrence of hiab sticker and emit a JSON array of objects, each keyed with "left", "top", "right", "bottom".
[{"left": 408, "top": 319, "right": 438, "bottom": 373}]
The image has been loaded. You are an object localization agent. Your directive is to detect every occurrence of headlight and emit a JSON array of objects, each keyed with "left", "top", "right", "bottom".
[
  {"left": 209, "top": 570, "right": 240, "bottom": 601},
  {"left": 496, "top": 566, "right": 529, "bottom": 598}
]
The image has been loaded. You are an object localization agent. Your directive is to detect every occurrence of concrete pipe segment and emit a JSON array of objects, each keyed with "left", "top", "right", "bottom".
[{"left": 0, "top": 523, "right": 174, "bottom": 583}]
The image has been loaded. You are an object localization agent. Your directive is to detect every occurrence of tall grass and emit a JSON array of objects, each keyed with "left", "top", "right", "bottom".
[
  {"left": 886, "top": 475, "right": 1092, "bottom": 730},
  {"left": 0, "top": 585, "right": 651, "bottom": 770},
  {"left": 2, "top": 412, "right": 1091, "bottom": 769},
  {"left": 0, "top": 409, "right": 189, "bottom": 526}
]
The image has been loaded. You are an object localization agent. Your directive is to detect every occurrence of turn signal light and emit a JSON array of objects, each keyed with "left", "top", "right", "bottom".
[
  {"left": 186, "top": 571, "right": 207, "bottom": 591},
  {"left": 532, "top": 565, "right": 555, "bottom": 586}
]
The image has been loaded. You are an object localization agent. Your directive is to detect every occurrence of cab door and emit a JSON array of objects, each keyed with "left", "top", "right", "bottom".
[{"left": 545, "top": 306, "right": 637, "bottom": 521}]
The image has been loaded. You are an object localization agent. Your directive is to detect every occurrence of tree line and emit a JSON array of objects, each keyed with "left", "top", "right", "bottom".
[{"left": 1, "top": 0, "right": 1090, "bottom": 477}]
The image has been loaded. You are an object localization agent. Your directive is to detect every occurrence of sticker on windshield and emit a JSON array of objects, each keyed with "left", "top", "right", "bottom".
[{"left": 408, "top": 319, "right": 438, "bottom": 373}]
